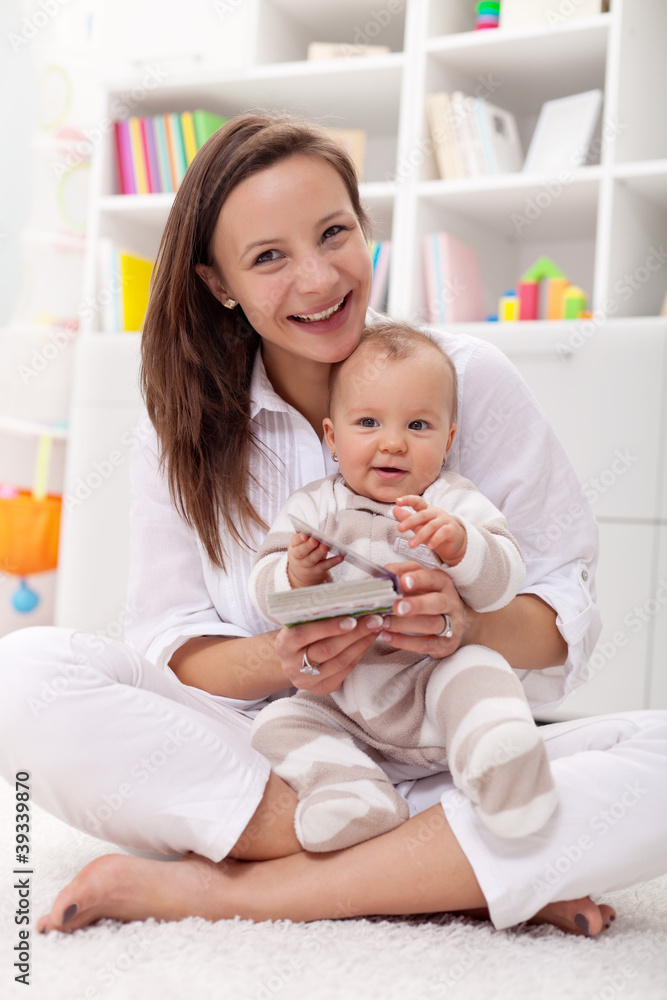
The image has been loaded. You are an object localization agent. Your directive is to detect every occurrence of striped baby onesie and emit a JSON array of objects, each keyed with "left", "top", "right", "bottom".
[{"left": 249, "top": 472, "right": 557, "bottom": 850}]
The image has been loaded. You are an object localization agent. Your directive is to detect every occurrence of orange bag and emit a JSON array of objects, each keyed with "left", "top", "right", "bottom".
[{"left": 0, "top": 491, "right": 62, "bottom": 577}]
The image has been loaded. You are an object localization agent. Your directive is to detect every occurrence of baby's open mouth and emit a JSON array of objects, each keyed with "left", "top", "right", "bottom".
[{"left": 374, "top": 467, "right": 407, "bottom": 477}]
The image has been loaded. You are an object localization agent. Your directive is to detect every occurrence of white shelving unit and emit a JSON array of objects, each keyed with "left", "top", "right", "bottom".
[{"left": 57, "top": 0, "right": 667, "bottom": 718}]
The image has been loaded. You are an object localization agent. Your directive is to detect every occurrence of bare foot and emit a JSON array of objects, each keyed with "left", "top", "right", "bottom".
[
  {"left": 530, "top": 897, "right": 616, "bottom": 936},
  {"left": 37, "top": 852, "right": 617, "bottom": 937},
  {"left": 460, "top": 897, "right": 616, "bottom": 937},
  {"left": 37, "top": 852, "right": 240, "bottom": 933}
]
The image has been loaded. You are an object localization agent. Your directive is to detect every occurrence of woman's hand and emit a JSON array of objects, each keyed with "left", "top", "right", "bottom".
[
  {"left": 378, "top": 561, "right": 475, "bottom": 658},
  {"left": 275, "top": 613, "right": 387, "bottom": 695}
]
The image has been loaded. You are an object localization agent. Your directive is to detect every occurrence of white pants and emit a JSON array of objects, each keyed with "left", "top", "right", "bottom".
[{"left": 1, "top": 626, "right": 666, "bottom": 929}]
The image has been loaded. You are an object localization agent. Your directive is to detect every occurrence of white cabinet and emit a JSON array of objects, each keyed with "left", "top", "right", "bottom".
[{"left": 57, "top": 0, "right": 667, "bottom": 714}]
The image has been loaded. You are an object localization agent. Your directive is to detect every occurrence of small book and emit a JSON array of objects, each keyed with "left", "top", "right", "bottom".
[
  {"left": 153, "top": 115, "right": 174, "bottom": 193},
  {"left": 166, "top": 113, "right": 188, "bottom": 187},
  {"left": 119, "top": 250, "right": 154, "bottom": 332},
  {"left": 113, "top": 120, "right": 136, "bottom": 194},
  {"left": 128, "top": 117, "right": 150, "bottom": 194},
  {"left": 180, "top": 111, "right": 199, "bottom": 166},
  {"left": 475, "top": 99, "right": 523, "bottom": 175},
  {"left": 523, "top": 90, "right": 602, "bottom": 174},
  {"left": 266, "top": 517, "right": 402, "bottom": 626},
  {"left": 192, "top": 109, "right": 227, "bottom": 148},
  {"left": 422, "top": 232, "right": 486, "bottom": 324},
  {"left": 426, "top": 92, "right": 466, "bottom": 181},
  {"left": 142, "top": 118, "right": 161, "bottom": 193}
]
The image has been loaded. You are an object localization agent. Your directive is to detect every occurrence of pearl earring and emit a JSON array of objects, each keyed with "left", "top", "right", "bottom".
[
  {"left": 331, "top": 453, "right": 338, "bottom": 463},
  {"left": 223, "top": 298, "right": 237, "bottom": 309}
]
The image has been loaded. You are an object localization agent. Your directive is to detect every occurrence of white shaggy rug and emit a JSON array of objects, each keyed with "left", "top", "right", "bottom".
[{"left": 1, "top": 780, "right": 666, "bottom": 1000}]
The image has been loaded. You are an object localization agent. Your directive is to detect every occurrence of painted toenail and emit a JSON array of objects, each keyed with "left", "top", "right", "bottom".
[
  {"left": 62, "top": 903, "right": 78, "bottom": 925},
  {"left": 574, "top": 913, "right": 590, "bottom": 935}
]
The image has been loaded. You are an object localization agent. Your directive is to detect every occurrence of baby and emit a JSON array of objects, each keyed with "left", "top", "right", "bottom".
[{"left": 249, "top": 320, "right": 557, "bottom": 851}]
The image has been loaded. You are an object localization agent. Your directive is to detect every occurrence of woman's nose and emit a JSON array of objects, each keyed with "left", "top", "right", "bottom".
[{"left": 293, "top": 252, "right": 337, "bottom": 294}]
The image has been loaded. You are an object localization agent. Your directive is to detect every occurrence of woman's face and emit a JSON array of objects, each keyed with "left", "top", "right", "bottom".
[{"left": 203, "top": 155, "right": 373, "bottom": 369}]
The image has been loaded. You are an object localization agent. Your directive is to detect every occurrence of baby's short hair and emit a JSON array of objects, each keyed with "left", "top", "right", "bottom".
[{"left": 328, "top": 319, "right": 458, "bottom": 423}]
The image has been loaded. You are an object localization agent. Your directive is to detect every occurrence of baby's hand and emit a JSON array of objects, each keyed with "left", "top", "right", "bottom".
[
  {"left": 287, "top": 532, "right": 344, "bottom": 589},
  {"left": 393, "top": 496, "right": 467, "bottom": 566}
]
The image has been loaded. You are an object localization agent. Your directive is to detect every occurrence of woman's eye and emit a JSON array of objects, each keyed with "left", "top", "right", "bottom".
[
  {"left": 360, "top": 418, "right": 378, "bottom": 428},
  {"left": 323, "top": 225, "right": 346, "bottom": 241},
  {"left": 254, "top": 249, "right": 282, "bottom": 265},
  {"left": 409, "top": 420, "right": 428, "bottom": 431}
]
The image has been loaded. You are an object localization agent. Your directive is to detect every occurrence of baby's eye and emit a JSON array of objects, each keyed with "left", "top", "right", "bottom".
[
  {"left": 408, "top": 420, "right": 429, "bottom": 431},
  {"left": 254, "top": 249, "right": 282, "bottom": 265},
  {"left": 359, "top": 417, "right": 378, "bottom": 428}
]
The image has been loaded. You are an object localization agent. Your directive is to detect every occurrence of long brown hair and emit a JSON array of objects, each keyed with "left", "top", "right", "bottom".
[{"left": 141, "top": 112, "right": 371, "bottom": 569}]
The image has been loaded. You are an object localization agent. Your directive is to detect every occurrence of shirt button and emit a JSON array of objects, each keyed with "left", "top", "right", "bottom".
[{"left": 581, "top": 569, "right": 589, "bottom": 582}]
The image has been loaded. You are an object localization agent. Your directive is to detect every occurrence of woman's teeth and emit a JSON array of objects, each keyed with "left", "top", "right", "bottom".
[{"left": 292, "top": 296, "right": 346, "bottom": 322}]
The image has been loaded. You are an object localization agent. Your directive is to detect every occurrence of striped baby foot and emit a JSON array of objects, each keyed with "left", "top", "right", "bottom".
[
  {"left": 296, "top": 779, "right": 410, "bottom": 852},
  {"left": 428, "top": 645, "right": 558, "bottom": 838},
  {"left": 454, "top": 717, "right": 558, "bottom": 837},
  {"left": 251, "top": 694, "right": 410, "bottom": 851}
]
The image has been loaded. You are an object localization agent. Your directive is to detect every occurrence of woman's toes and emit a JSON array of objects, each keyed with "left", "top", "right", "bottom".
[{"left": 37, "top": 854, "right": 133, "bottom": 933}]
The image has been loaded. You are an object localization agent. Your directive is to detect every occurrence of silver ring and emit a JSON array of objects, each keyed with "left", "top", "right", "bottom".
[
  {"left": 300, "top": 650, "right": 321, "bottom": 676},
  {"left": 437, "top": 614, "right": 453, "bottom": 639}
]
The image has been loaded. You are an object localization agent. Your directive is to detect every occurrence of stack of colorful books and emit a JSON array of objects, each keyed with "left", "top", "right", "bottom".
[
  {"left": 426, "top": 92, "right": 523, "bottom": 180},
  {"left": 113, "top": 110, "right": 227, "bottom": 195}
]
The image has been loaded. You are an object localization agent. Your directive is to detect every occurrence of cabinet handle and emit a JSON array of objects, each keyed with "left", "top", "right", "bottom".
[{"left": 501, "top": 346, "right": 574, "bottom": 360}]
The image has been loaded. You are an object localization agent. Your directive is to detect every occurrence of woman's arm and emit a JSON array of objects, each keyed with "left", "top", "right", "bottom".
[
  {"left": 375, "top": 564, "right": 567, "bottom": 672},
  {"left": 168, "top": 632, "right": 285, "bottom": 698},
  {"left": 169, "top": 614, "right": 386, "bottom": 698},
  {"left": 463, "top": 592, "right": 568, "bottom": 670}
]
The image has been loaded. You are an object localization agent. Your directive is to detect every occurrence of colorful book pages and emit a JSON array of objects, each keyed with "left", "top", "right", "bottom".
[
  {"left": 113, "top": 120, "right": 136, "bottom": 195},
  {"left": 153, "top": 115, "right": 174, "bottom": 193},
  {"left": 422, "top": 232, "right": 486, "bottom": 324},
  {"left": 112, "top": 111, "right": 228, "bottom": 194},
  {"left": 128, "top": 117, "right": 149, "bottom": 194},
  {"left": 181, "top": 111, "right": 198, "bottom": 165},
  {"left": 142, "top": 118, "right": 161, "bottom": 194},
  {"left": 167, "top": 113, "right": 188, "bottom": 187}
]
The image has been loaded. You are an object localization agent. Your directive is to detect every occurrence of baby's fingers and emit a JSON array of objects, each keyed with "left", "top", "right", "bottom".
[
  {"left": 407, "top": 520, "right": 442, "bottom": 548},
  {"left": 395, "top": 495, "right": 427, "bottom": 511}
]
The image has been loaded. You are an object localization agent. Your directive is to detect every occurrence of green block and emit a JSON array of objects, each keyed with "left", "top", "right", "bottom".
[{"left": 521, "top": 255, "right": 565, "bottom": 282}]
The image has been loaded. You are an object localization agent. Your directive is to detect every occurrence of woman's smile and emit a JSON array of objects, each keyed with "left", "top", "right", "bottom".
[{"left": 290, "top": 293, "right": 348, "bottom": 324}]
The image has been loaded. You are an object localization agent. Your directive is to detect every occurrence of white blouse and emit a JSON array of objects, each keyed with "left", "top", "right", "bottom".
[{"left": 126, "top": 318, "right": 601, "bottom": 714}]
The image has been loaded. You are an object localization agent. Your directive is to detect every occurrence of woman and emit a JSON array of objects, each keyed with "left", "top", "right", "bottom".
[{"left": 1, "top": 113, "right": 665, "bottom": 936}]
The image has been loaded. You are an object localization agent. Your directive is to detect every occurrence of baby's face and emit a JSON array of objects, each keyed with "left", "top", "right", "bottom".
[{"left": 324, "top": 348, "right": 456, "bottom": 503}]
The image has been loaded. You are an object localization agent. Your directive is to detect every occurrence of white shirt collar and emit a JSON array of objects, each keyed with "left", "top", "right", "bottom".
[{"left": 249, "top": 349, "right": 292, "bottom": 420}]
